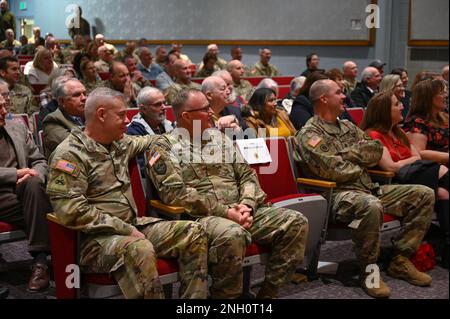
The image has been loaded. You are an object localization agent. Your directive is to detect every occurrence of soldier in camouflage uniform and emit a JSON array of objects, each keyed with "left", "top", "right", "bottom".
[
  {"left": 147, "top": 89, "right": 309, "bottom": 299},
  {"left": 0, "top": 57, "right": 38, "bottom": 117},
  {"left": 165, "top": 59, "right": 201, "bottom": 105},
  {"left": 250, "top": 49, "right": 280, "bottom": 77},
  {"left": 227, "top": 60, "right": 255, "bottom": 101},
  {"left": 294, "top": 80, "right": 435, "bottom": 299},
  {"left": 101, "top": 62, "right": 141, "bottom": 108},
  {"left": 46, "top": 87, "right": 208, "bottom": 299}
]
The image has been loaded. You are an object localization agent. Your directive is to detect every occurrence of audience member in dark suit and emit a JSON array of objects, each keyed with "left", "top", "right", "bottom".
[
  {"left": 0, "top": 95, "right": 52, "bottom": 293},
  {"left": 42, "top": 78, "right": 86, "bottom": 158},
  {"left": 350, "top": 66, "right": 382, "bottom": 109}
]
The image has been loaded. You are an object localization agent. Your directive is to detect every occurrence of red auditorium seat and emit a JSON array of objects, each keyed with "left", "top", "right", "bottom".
[
  {"left": 47, "top": 159, "right": 179, "bottom": 299},
  {"left": 249, "top": 137, "right": 328, "bottom": 277},
  {"left": 346, "top": 107, "right": 365, "bottom": 127},
  {"left": 277, "top": 85, "right": 290, "bottom": 99},
  {"left": 98, "top": 72, "right": 110, "bottom": 81}
]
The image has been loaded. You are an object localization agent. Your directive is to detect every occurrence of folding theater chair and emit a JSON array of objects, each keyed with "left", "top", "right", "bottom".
[
  {"left": 248, "top": 137, "right": 328, "bottom": 279},
  {"left": 47, "top": 159, "right": 179, "bottom": 299}
]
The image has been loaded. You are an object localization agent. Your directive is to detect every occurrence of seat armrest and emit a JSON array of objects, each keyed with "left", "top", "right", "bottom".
[
  {"left": 297, "top": 178, "right": 336, "bottom": 189},
  {"left": 47, "top": 213, "right": 64, "bottom": 225},
  {"left": 368, "top": 170, "right": 395, "bottom": 178},
  {"left": 150, "top": 200, "right": 185, "bottom": 215},
  {"left": 368, "top": 169, "right": 394, "bottom": 184}
]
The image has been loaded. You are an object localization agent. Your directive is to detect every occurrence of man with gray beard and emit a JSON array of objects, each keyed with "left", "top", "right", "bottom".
[{"left": 127, "top": 87, "right": 174, "bottom": 174}]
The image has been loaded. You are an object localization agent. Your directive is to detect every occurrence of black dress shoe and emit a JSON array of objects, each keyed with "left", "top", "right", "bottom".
[
  {"left": 27, "top": 263, "right": 50, "bottom": 292},
  {"left": 0, "top": 285, "right": 9, "bottom": 299}
]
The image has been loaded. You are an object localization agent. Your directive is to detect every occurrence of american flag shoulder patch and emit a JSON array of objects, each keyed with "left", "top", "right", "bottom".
[
  {"left": 55, "top": 160, "right": 77, "bottom": 175},
  {"left": 148, "top": 152, "right": 161, "bottom": 167}
]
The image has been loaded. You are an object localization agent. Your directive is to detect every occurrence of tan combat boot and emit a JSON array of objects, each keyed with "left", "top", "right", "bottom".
[
  {"left": 256, "top": 281, "right": 279, "bottom": 299},
  {"left": 360, "top": 271, "right": 391, "bottom": 299},
  {"left": 387, "top": 255, "right": 432, "bottom": 286}
]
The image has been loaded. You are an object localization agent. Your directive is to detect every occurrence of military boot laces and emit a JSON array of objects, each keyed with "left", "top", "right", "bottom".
[
  {"left": 387, "top": 255, "right": 432, "bottom": 286},
  {"left": 256, "top": 281, "right": 279, "bottom": 299}
]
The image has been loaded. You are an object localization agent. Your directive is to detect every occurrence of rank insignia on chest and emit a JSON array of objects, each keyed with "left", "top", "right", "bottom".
[
  {"left": 307, "top": 136, "right": 322, "bottom": 148},
  {"left": 55, "top": 160, "right": 77, "bottom": 175}
]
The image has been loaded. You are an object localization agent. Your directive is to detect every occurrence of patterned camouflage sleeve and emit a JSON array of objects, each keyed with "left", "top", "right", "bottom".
[
  {"left": 26, "top": 89, "right": 39, "bottom": 116},
  {"left": 298, "top": 128, "right": 364, "bottom": 183},
  {"left": 125, "top": 134, "right": 158, "bottom": 159},
  {"left": 47, "top": 151, "right": 135, "bottom": 235},
  {"left": 338, "top": 123, "right": 383, "bottom": 167},
  {"left": 147, "top": 136, "right": 230, "bottom": 218}
]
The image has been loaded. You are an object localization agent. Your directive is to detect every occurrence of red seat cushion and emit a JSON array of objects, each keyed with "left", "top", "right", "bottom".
[
  {"left": 245, "top": 243, "right": 270, "bottom": 257},
  {"left": 84, "top": 258, "right": 179, "bottom": 285},
  {"left": 0, "top": 221, "right": 20, "bottom": 233},
  {"left": 383, "top": 214, "right": 397, "bottom": 223},
  {"left": 269, "top": 193, "right": 320, "bottom": 204}
]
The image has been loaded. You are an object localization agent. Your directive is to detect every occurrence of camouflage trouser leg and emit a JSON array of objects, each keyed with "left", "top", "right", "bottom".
[
  {"left": 249, "top": 206, "right": 309, "bottom": 287},
  {"left": 333, "top": 191, "right": 384, "bottom": 266},
  {"left": 198, "top": 216, "right": 251, "bottom": 299},
  {"left": 333, "top": 184, "right": 435, "bottom": 266},
  {"left": 379, "top": 184, "right": 435, "bottom": 256},
  {"left": 141, "top": 220, "right": 209, "bottom": 299},
  {"left": 81, "top": 235, "right": 164, "bottom": 299}
]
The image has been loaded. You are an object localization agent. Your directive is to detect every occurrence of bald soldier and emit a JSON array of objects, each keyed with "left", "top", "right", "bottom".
[
  {"left": 165, "top": 59, "right": 201, "bottom": 105},
  {"left": 46, "top": 87, "right": 208, "bottom": 299},
  {"left": 227, "top": 60, "right": 254, "bottom": 101},
  {"left": 294, "top": 79, "right": 435, "bottom": 299},
  {"left": 147, "top": 88, "right": 309, "bottom": 299},
  {"left": 251, "top": 48, "right": 280, "bottom": 77}
]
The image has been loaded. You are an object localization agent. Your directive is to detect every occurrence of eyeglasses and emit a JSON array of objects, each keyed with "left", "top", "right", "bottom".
[
  {"left": 0, "top": 92, "right": 13, "bottom": 98},
  {"left": 185, "top": 106, "right": 211, "bottom": 113},
  {"left": 148, "top": 100, "right": 167, "bottom": 108}
]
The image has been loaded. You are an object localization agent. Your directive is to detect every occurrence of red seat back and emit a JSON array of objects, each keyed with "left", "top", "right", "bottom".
[
  {"left": 191, "top": 78, "right": 203, "bottom": 84},
  {"left": 278, "top": 85, "right": 290, "bottom": 99},
  {"left": 126, "top": 108, "right": 139, "bottom": 120},
  {"left": 0, "top": 221, "right": 19, "bottom": 232},
  {"left": 129, "top": 158, "right": 147, "bottom": 217},
  {"left": 250, "top": 137, "right": 298, "bottom": 201},
  {"left": 272, "top": 76, "right": 295, "bottom": 86},
  {"left": 31, "top": 84, "right": 47, "bottom": 95},
  {"left": 346, "top": 107, "right": 364, "bottom": 127},
  {"left": 165, "top": 106, "right": 175, "bottom": 123},
  {"left": 98, "top": 72, "right": 110, "bottom": 81}
]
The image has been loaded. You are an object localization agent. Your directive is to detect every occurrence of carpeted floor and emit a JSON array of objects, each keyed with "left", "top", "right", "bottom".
[{"left": 0, "top": 229, "right": 448, "bottom": 300}]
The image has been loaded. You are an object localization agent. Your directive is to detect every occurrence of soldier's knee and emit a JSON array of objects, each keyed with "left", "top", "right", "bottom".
[
  {"left": 285, "top": 210, "right": 309, "bottom": 229},
  {"left": 225, "top": 225, "right": 248, "bottom": 245},
  {"left": 363, "top": 201, "right": 383, "bottom": 224},
  {"left": 416, "top": 185, "right": 435, "bottom": 202},
  {"left": 125, "top": 239, "right": 156, "bottom": 262},
  {"left": 185, "top": 221, "right": 208, "bottom": 242}
]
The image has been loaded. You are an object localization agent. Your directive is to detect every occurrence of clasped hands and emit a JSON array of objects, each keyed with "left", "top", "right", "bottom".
[{"left": 227, "top": 204, "right": 253, "bottom": 230}]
